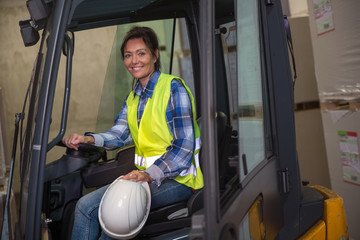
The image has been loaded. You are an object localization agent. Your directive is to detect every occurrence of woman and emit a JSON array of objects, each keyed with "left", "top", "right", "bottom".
[{"left": 63, "top": 26, "right": 203, "bottom": 239}]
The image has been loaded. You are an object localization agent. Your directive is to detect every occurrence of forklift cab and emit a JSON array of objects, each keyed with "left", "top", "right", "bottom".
[{"left": 12, "top": 0, "right": 348, "bottom": 239}]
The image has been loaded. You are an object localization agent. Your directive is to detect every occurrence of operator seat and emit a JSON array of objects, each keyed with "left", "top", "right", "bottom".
[{"left": 140, "top": 111, "right": 232, "bottom": 236}]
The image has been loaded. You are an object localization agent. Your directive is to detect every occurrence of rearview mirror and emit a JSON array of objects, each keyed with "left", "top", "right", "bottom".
[{"left": 19, "top": 19, "right": 40, "bottom": 47}]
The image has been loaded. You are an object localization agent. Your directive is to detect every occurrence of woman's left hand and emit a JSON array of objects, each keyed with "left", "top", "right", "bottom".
[{"left": 121, "top": 170, "right": 153, "bottom": 183}]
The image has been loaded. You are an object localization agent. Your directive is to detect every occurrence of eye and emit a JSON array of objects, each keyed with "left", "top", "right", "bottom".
[
  {"left": 124, "top": 54, "right": 131, "bottom": 59},
  {"left": 138, "top": 52, "right": 145, "bottom": 56}
]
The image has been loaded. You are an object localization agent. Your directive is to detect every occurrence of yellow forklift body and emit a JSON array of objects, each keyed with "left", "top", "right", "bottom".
[
  {"left": 310, "top": 185, "right": 349, "bottom": 240},
  {"left": 248, "top": 196, "right": 265, "bottom": 240},
  {"left": 298, "top": 220, "right": 326, "bottom": 240}
]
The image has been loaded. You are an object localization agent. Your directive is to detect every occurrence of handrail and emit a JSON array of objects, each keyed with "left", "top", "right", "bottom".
[{"left": 47, "top": 33, "right": 73, "bottom": 151}]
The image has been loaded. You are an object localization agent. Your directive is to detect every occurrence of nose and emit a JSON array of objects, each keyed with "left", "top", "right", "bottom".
[{"left": 131, "top": 54, "right": 138, "bottom": 64}]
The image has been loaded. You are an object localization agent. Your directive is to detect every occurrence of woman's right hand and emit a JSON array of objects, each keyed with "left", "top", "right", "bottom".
[{"left": 62, "top": 133, "right": 94, "bottom": 150}]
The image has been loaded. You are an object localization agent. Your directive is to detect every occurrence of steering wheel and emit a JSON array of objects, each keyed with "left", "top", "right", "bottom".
[
  {"left": 58, "top": 141, "right": 107, "bottom": 163},
  {"left": 44, "top": 142, "right": 106, "bottom": 182}
]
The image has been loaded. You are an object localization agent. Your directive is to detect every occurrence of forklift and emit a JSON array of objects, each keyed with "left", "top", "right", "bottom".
[{"left": 2, "top": 0, "right": 348, "bottom": 239}]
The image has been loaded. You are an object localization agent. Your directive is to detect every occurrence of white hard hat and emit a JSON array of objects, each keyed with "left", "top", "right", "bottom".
[{"left": 98, "top": 178, "right": 151, "bottom": 239}]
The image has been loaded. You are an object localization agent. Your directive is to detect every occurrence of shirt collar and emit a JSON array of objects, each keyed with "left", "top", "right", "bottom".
[{"left": 133, "top": 70, "right": 161, "bottom": 99}]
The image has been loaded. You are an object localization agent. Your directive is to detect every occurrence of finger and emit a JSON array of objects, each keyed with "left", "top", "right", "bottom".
[
  {"left": 135, "top": 172, "right": 152, "bottom": 183},
  {"left": 68, "top": 143, "right": 78, "bottom": 150},
  {"left": 121, "top": 171, "right": 138, "bottom": 181},
  {"left": 67, "top": 138, "right": 78, "bottom": 149},
  {"left": 136, "top": 173, "right": 147, "bottom": 182},
  {"left": 69, "top": 134, "right": 83, "bottom": 150},
  {"left": 63, "top": 135, "right": 79, "bottom": 150},
  {"left": 74, "top": 136, "right": 84, "bottom": 145},
  {"left": 130, "top": 172, "right": 139, "bottom": 180},
  {"left": 70, "top": 141, "right": 79, "bottom": 150},
  {"left": 70, "top": 134, "right": 80, "bottom": 145}
]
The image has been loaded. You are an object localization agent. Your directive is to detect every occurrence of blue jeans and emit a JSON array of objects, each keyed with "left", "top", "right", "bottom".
[{"left": 71, "top": 179, "right": 193, "bottom": 240}]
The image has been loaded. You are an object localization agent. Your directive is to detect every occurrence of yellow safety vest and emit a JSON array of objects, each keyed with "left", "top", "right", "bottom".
[{"left": 126, "top": 73, "right": 203, "bottom": 189}]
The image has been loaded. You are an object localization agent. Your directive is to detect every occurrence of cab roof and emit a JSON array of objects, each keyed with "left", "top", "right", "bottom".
[{"left": 67, "top": 0, "right": 234, "bottom": 31}]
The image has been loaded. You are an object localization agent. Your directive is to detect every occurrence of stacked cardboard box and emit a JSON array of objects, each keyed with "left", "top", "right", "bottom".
[{"left": 306, "top": 0, "right": 360, "bottom": 239}]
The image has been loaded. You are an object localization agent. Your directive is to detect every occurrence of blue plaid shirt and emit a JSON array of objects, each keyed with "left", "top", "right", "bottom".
[{"left": 91, "top": 71, "right": 196, "bottom": 185}]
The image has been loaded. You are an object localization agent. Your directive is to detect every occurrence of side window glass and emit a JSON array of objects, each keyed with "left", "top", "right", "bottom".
[
  {"left": 221, "top": 22, "right": 241, "bottom": 189},
  {"left": 237, "top": 0, "right": 266, "bottom": 182},
  {"left": 222, "top": 22, "right": 237, "bottom": 118},
  {"left": 170, "top": 18, "right": 195, "bottom": 97}
]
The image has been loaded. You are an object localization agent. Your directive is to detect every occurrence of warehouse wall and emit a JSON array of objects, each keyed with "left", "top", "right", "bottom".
[
  {"left": 0, "top": 0, "right": 116, "bottom": 194},
  {"left": 0, "top": 1, "right": 39, "bottom": 195}
]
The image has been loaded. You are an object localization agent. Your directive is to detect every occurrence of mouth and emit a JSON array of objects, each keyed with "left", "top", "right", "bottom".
[{"left": 132, "top": 66, "right": 142, "bottom": 71}]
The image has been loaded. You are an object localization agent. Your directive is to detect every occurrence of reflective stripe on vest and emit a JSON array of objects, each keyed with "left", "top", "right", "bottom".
[
  {"left": 134, "top": 137, "right": 201, "bottom": 177},
  {"left": 127, "top": 73, "right": 203, "bottom": 189}
]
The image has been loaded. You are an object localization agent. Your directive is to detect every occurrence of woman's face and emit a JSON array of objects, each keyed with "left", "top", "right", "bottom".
[{"left": 123, "top": 38, "right": 158, "bottom": 87}]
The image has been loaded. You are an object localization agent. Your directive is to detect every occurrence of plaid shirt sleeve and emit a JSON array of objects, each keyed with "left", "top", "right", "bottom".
[
  {"left": 145, "top": 79, "right": 195, "bottom": 185},
  {"left": 90, "top": 97, "right": 133, "bottom": 150}
]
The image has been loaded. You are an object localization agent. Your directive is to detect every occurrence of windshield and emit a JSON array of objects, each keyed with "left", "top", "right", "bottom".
[{"left": 52, "top": 18, "right": 196, "bottom": 160}]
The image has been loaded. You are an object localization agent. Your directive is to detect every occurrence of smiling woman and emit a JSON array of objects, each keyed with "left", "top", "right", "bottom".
[{"left": 62, "top": 25, "right": 203, "bottom": 239}]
